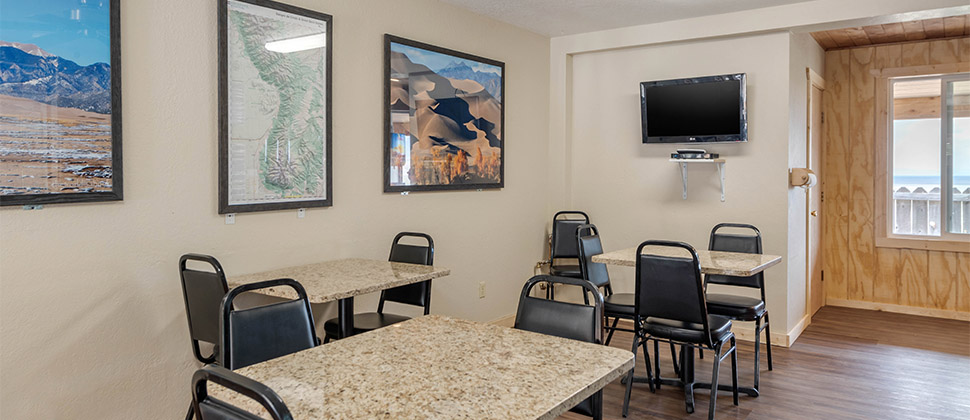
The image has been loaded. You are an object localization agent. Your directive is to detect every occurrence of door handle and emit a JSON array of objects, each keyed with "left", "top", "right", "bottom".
[{"left": 811, "top": 211, "right": 817, "bottom": 217}]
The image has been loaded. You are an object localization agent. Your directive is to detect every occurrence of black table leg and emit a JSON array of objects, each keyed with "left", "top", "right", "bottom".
[
  {"left": 337, "top": 297, "right": 354, "bottom": 339},
  {"left": 591, "top": 389, "right": 603, "bottom": 420}
]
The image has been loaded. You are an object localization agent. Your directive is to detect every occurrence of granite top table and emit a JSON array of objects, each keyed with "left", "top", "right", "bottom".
[
  {"left": 592, "top": 247, "right": 781, "bottom": 277},
  {"left": 227, "top": 258, "right": 451, "bottom": 338},
  {"left": 212, "top": 315, "right": 635, "bottom": 419}
]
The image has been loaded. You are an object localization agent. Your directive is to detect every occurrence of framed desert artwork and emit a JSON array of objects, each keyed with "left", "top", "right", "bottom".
[
  {"left": 218, "top": 0, "right": 332, "bottom": 214},
  {"left": 0, "top": 0, "right": 122, "bottom": 206},
  {"left": 384, "top": 35, "right": 505, "bottom": 192}
]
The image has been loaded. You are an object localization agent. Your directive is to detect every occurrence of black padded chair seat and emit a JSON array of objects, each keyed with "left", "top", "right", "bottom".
[
  {"left": 604, "top": 293, "right": 635, "bottom": 316},
  {"left": 643, "top": 315, "right": 733, "bottom": 345},
  {"left": 550, "top": 265, "right": 582, "bottom": 278},
  {"left": 706, "top": 293, "right": 766, "bottom": 320},
  {"left": 324, "top": 312, "right": 412, "bottom": 337}
]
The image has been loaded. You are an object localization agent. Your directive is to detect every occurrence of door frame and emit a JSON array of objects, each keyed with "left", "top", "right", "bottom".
[{"left": 806, "top": 67, "right": 826, "bottom": 316}]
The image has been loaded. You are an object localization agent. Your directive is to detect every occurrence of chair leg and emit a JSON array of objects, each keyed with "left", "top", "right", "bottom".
[
  {"left": 184, "top": 401, "right": 194, "bottom": 420},
  {"left": 583, "top": 289, "right": 590, "bottom": 305},
  {"left": 763, "top": 312, "right": 773, "bottom": 371},
  {"left": 323, "top": 334, "right": 331, "bottom": 344},
  {"left": 622, "top": 335, "right": 639, "bottom": 417},
  {"left": 653, "top": 340, "right": 662, "bottom": 390},
  {"left": 699, "top": 348, "right": 705, "bottom": 359},
  {"left": 730, "top": 337, "right": 739, "bottom": 406},
  {"left": 753, "top": 316, "right": 762, "bottom": 392},
  {"left": 708, "top": 343, "right": 723, "bottom": 420},
  {"left": 605, "top": 317, "right": 619, "bottom": 346},
  {"left": 642, "top": 337, "right": 655, "bottom": 394}
]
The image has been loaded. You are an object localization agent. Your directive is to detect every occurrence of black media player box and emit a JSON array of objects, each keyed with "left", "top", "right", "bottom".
[{"left": 671, "top": 153, "right": 719, "bottom": 159}]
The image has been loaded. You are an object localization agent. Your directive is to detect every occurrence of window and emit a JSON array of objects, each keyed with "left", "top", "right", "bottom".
[{"left": 888, "top": 73, "right": 969, "bottom": 242}]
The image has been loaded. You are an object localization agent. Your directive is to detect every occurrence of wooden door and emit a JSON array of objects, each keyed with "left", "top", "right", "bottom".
[{"left": 808, "top": 71, "right": 825, "bottom": 316}]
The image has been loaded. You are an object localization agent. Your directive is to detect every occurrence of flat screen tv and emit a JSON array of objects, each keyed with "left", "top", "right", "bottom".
[{"left": 640, "top": 73, "right": 747, "bottom": 143}]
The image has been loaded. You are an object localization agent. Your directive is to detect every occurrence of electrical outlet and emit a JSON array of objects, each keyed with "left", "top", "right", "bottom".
[
  {"left": 298, "top": 208, "right": 306, "bottom": 219},
  {"left": 225, "top": 213, "right": 235, "bottom": 225},
  {"left": 478, "top": 282, "right": 486, "bottom": 299}
]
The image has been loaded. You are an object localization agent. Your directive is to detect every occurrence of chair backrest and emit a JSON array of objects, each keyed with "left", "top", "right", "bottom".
[
  {"left": 635, "top": 240, "right": 714, "bottom": 346},
  {"left": 221, "top": 279, "right": 318, "bottom": 370},
  {"left": 577, "top": 224, "right": 612, "bottom": 292},
  {"left": 380, "top": 232, "right": 435, "bottom": 313},
  {"left": 180, "top": 254, "right": 229, "bottom": 364},
  {"left": 514, "top": 275, "right": 604, "bottom": 344},
  {"left": 550, "top": 211, "right": 590, "bottom": 259},
  {"left": 707, "top": 223, "right": 764, "bottom": 291},
  {"left": 192, "top": 365, "right": 292, "bottom": 420}
]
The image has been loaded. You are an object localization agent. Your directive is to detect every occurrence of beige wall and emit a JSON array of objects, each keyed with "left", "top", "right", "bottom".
[
  {"left": 3, "top": 0, "right": 968, "bottom": 418},
  {"left": 560, "top": 32, "right": 794, "bottom": 335},
  {"left": 0, "top": 0, "right": 550, "bottom": 417},
  {"left": 786, "top": 32, "right": 826, "bottom": 330}
]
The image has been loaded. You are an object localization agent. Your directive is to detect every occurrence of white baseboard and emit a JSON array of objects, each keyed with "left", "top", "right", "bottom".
[
  {"left": 787, "top": 313, "right": 811, "bottom": 345},
  {"left": 826, "top": 298, "right": 970, "bottom": 321},
  {"left": 730, "top": 313, "right": 809, "bottom": 347},
  {"left": 488, "top": 313, "right": 516, "bottom": 327}
]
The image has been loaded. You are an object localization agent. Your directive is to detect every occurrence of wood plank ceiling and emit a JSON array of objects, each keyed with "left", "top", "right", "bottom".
[{"left": 811, "top": 15, "right": 970, "bottom": 50}]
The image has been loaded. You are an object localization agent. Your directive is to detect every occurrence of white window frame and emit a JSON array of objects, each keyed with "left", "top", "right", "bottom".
[
  {"left": 941, "top": 73, "right": 968, "bottom": 237},
  {"left": 875, "top": 65, "right": 970, "bottom": 253}
]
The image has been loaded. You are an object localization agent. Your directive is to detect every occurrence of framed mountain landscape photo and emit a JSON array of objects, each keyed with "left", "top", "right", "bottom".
[
  {"left": 218, "top": 0, "right": 332, "bottom": 214},
  {"left": 384, "top": 35, "right": 505, "bottom": 192},
  {"left": 0, "top": 0, "right": 122, "bottom": 206}
]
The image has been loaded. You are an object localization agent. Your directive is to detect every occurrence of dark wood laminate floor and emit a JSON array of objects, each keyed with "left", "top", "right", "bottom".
[{"left": 560, "top": 307, "right": 970, "bottom": 420}]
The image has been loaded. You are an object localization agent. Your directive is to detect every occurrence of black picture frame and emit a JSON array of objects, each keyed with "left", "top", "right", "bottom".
[
  {"left": 0, "top": 0, "right": 123, "bottom": 206},
  {"left": 384, "top": 35, "right": 506, "bottom": 193},
  {"left": 218, "top": 0, "right": 333, "bottom": 214}
]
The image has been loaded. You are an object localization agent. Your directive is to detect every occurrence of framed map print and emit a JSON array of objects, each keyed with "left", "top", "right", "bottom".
[
  {"left": 384, "top": 35, "right": 505, "bottom": 192},
  {"left": 218, "top": 0, "right": 332, "bottom": 214},
  {"left": 0, "top": 0, "right": 122, "bottom": 206}
]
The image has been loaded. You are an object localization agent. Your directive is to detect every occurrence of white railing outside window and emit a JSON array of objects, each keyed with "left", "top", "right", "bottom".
[{"left": 893, "top": 186, "right": 970, "bottom": 235}]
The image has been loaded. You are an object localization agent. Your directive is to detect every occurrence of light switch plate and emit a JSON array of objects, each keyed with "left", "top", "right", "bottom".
[{"left": 225, "top": 214, "right": 235, "bottom": 225}]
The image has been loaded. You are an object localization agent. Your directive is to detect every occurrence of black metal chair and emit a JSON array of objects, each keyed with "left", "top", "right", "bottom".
[
  {"left": 705, "top": 223, "right": 772, "bottom": 394},
  {"left": 179, "top": 254, "right": 230, "bottom": 420},
  {"left": 514, "top": 275, "right": 606, "bottom": 420},
  {"left": 191, "top": 365, "right": 293, "bottom": 420},
  {"left": 179, "top": 254, "right": 229, "bottom": 365},
  {"left": 622, "top": 240, "right": 738, "bottom": 420},
  {"left": 323, "top": 232, "right": 434, "bottom": 341},
  {"left": 578, "top": 224, "right": 683, "bottom": 373},
  {"left": 544, "top": 211, "right": 590, "bottom": 299},
  {"left": 576, "top": 224, "right": 635, "bottom": 345},
  {"left": 221, "top": 278, "right": 319, "bottom": 370}
]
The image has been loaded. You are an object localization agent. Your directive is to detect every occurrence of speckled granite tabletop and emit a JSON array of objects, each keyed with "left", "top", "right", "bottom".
[
  {"left": 210, "top": 315, "right": 635, "bottom": 419},
  {"left": 592, "top": 246, "right": 781, "bottom": 276},
  {"left": 227, "top": 258, "right": 451, "bottom": 302}
]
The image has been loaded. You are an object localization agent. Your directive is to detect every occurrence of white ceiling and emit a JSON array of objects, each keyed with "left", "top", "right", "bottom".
[{"left": 438, "top": 0, "right": 815, "bottom": 36}]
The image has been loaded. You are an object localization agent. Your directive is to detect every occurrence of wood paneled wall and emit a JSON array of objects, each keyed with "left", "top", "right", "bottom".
[{"left": 821, "top": 37, "right": 970, "bottom": 318}]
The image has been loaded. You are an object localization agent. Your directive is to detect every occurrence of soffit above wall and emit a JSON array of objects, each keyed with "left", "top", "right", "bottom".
[
  {"left": 811, "top": 15, "right": 970, "bottom": 50},
  {"left": 437, "top": 0, "right": 813, "bottom": 37}
]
